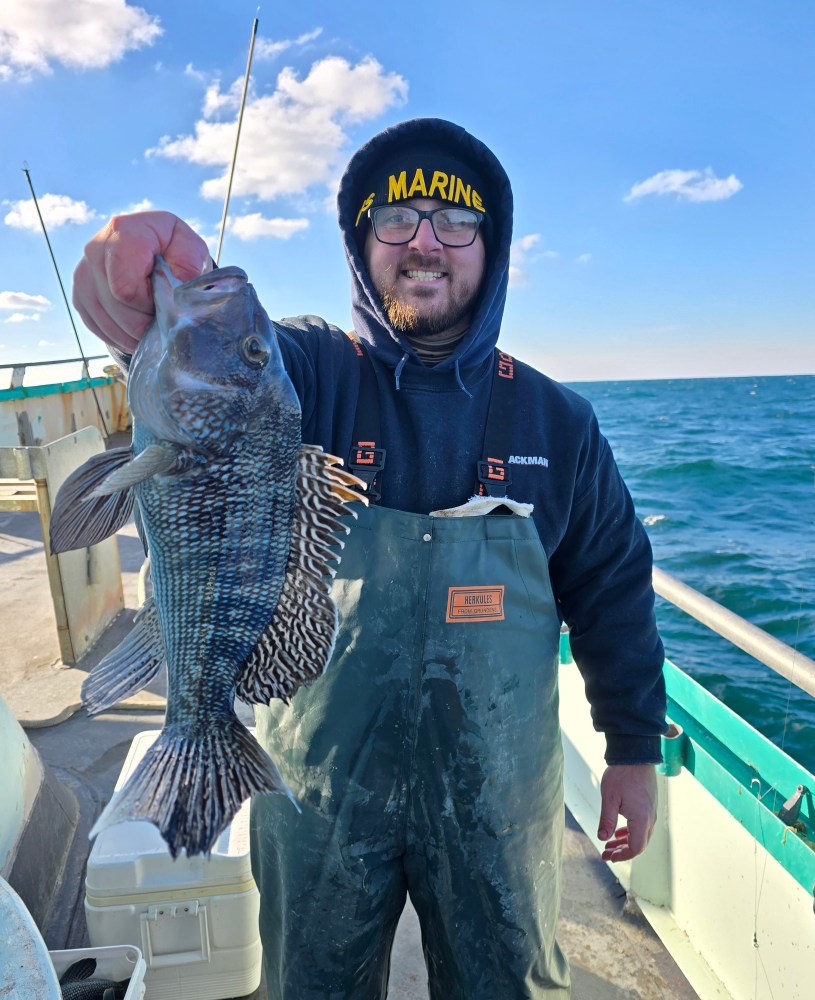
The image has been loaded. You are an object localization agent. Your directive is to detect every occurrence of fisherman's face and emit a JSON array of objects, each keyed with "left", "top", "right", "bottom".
[{"left": 363, "top": 198, "right": 486, "bottom": 340}]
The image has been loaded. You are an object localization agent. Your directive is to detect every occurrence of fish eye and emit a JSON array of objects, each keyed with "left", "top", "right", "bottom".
[{"left": 240, "top": 335, "right": 270, "bottom": 368}]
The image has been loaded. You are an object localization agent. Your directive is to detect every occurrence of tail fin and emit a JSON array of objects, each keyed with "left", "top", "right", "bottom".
[{"left": 91, "top": 717, "right": 297, "bottom": 857}]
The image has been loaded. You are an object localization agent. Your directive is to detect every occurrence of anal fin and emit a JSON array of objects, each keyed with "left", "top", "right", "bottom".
[{"left": 81, "top": 596, "right": 165, "bottom": 714}]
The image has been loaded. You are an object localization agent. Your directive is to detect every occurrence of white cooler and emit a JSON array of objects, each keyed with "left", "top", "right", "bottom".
[{"left": 85, "top": 730, "right": 263, "bottom": 999}]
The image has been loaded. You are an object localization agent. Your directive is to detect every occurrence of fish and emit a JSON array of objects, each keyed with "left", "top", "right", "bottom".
[
  {"left": 58, "top": 957, "right": 129, "bottom": 999},
  {"left": 50, "top": 259, "right": 366, "bottom": 856},
  {"left": 61, "top": 982, "right": 127, "bottom": 1000}
]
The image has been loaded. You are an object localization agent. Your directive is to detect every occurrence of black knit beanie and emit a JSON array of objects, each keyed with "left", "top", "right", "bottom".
[{"left": 353, "top": 143, "right": 492, "bottom": 248}]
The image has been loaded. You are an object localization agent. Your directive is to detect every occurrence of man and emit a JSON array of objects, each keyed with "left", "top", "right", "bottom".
[{"left": 74, "top": 117, "right": 666, "bottom": 999}]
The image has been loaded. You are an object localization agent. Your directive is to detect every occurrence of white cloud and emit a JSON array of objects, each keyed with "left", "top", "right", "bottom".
[
  {"left": 515, "top": 234, "right": 541, "bottom": 255},
  {"left": 277, "top": 56, "right": 406, "bottom": 122},
  {"left": 202, "top": 77, "right": 245, "bottom": 119},
  {"left": 37, "top": 339, "right": 58, "bottom": 348},
  {"left": 182, "top": 217, "right": 221, "bottom": 259},
  {"left": 228, "top": 213, "right": 310, "bottom": 241},
  {"left": 322, "top": 175, "right": 343, "bottom": 213},
  {"left": 148, "top": 55, "right": 408, "bottom": 202},
  {"left": 0, "top": 290, "right": 51, "bottom": 312},
  {"left": 4, "top": 193, "right": 98, "bottom": 230},
  {"left": 5, "top": 312, "right": 41, "bottom": 323},
  {"left": 0, "top": 0, "right": 162, "bottom": 80},
  {"left": 576, "top": 253, "right": 592, "bottom": 264},
  {"left": 625, "top": 168, "right": 743, "bottom": 203},
  {"left": 509, "top": 233, "right": 557, "bottom": 287},
  {"left": 124, "top": 198, "right": 154, "bottom": 214},
  {"left": 255, "top": 28, "right": 323, "bottom": 60}
]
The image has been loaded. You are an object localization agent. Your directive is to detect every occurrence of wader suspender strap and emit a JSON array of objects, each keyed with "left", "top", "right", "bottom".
[
  {"left": 346, "top": 334, "right": 387, "bottom": 503},
  {"left": 476, "top": 350, "right": 516, "bottom": 498},
  {"left": 346, "top": 338, "right": 517, "bottom": 504}
]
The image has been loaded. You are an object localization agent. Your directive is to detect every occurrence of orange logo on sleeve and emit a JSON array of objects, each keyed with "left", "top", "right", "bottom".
[
  {"left": 446, "top": 586, "right": 505, "bottom": 623},
  {"left": 497, "top": 351, "right": 514, "bottom": 379}
]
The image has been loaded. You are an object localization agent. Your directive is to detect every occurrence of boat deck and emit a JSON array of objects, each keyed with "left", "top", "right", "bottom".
[{"left": 0, "top": 496, "right": 699, "bottom": 998}]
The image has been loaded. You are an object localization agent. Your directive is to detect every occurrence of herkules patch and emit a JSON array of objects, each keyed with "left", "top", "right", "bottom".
[{"left": 446, "top": 585, "right": 505, "bottom": 622}]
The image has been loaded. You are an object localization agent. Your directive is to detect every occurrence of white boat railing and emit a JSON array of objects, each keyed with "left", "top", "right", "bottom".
[
  {"left": 0, "top": 356, "right": 127, "bottom": 447},
  {"left": 652, "top": 565, "right": 815, "bottom": 699},
  {"left": 0, "top": 354, "right": 111, "bottom": 390},
  {"left": 562, "top": 569, "right": 815, "bottom": 1000}
]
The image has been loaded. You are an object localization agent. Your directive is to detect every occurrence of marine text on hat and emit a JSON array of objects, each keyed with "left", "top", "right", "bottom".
[{"left": 385, "top": 169, "right": 485, "bottom": 212}]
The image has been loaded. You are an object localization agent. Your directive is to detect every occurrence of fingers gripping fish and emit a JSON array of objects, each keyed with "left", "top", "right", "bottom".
[{"left": 50, "top": 259, "right": 366, "bottom": 857}]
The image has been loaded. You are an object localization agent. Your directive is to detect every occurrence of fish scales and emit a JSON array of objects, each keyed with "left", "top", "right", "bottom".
[
  {"left": 49, "top": 259, "right": 366, "bottom": 856},
  {"left": 136, "top": 413, "right": 299, "bottom": 720},
  {"left": 58, "top": 957, "right": 129, "bottom": 999},
  {"left": 61, "top": 980, "right": 128, "bottom": 999}
]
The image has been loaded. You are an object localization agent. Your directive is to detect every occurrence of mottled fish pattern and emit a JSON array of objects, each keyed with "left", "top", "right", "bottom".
[
  {"left": 58, "top": 956, "right": 128, "bottom": 999},
  {"left": 50, "top": 260, "right": 365, "bottom": 856}
]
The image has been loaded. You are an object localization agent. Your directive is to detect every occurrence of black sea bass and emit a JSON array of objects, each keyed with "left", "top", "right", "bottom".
[{"left": 50, "top": 259, "right": 365, "bottom": 856}]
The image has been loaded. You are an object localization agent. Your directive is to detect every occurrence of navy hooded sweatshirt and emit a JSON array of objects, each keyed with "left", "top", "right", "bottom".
[{"left": 269, "top": 118, "right": 666, "bottom": 763}]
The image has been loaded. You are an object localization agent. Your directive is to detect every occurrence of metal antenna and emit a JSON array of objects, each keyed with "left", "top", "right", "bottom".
[
  {"left": 215, "top": 14, "right": 260, "bottom": 265},
  {"left": 22, "top": 164, "right": 110, "bottom": 438}
]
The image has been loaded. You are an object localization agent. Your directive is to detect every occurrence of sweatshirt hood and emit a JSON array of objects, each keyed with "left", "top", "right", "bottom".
[{"left": 337, "top": 118, "right": 513, "bottom": 380}]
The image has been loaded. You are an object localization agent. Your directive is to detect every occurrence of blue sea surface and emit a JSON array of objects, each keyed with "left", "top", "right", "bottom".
[{"left": 567, "top": 375, "right": 815, "bottom": 773}]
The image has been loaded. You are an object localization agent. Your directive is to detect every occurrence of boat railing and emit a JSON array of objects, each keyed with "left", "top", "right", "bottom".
[
  {"left": 0, "top": 354, "right": 110, "bottom": 390},
  {"left": 652, "top": 565, "right": 815, "bottom": 699}
]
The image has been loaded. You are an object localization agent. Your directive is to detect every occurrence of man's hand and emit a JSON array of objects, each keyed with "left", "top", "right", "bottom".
[
  {"left": 72, "top": 211, "right": 211, "bottom": 354},
  {"left": 597, "top": 763, "right": 657, "bottom": 862}
]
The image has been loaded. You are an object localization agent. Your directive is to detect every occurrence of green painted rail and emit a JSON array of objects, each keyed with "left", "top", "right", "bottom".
[{"left": 0, "top": 376, "right": 118, "bottom": 402}]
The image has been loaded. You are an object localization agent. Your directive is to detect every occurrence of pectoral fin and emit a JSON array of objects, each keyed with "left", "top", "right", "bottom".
[
  {"left": 49, "top": 443, "right": 184, "bottom": 554},
  {"left": 90, "top": 443, "right": 181, "bottom": 495},
  {"left": 49, "top": 447, "right": 136, "bottom": 554}
]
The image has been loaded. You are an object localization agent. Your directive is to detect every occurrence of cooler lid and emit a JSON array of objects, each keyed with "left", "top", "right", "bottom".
[{"left": 85, "top": 730, "right": 255, "bottom": 897}]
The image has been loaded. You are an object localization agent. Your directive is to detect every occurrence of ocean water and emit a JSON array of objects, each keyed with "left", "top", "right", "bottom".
[{"left": 567, "top": 375, "right": 815, "bottom": 774}]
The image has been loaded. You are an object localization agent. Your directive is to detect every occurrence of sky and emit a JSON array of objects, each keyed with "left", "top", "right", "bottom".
[{"left": 0, "top": 0, "right": 813, "bottom": 382}]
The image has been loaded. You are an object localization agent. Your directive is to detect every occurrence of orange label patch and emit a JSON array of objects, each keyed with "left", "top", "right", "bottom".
[{"left": 446, "top": 586, "right": 505, "bottom": 623}]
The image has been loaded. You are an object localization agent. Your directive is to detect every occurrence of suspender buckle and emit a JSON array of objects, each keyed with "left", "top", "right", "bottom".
[
  {"left": 348, "top": 442, "right": 386, "bottom": 502},
  {"left": 477, "top": 458, "right": 512, "bottom": 498}
]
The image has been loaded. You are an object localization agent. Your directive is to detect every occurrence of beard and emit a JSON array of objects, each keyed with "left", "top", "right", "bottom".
[{"left": 373, "top": 253, "right": 480, "bottom": 338}]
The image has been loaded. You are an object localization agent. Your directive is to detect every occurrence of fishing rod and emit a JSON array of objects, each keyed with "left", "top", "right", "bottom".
[
  {"left": 215, "top": 13, "right": 260, "bottom": 265},
  {"left": 22, "top": 164, "right": 110, "bottom": 438}
]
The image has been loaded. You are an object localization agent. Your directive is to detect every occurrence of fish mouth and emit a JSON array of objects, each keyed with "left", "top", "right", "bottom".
[
  {"left": 141, "top": 260, "right": 249, "bottom": 452},
  {"left": 151, "top": 260, "right": 249, "bottom": 350},
  {"left": 174, "top": 266, "right": 249, "bottom": 307}
]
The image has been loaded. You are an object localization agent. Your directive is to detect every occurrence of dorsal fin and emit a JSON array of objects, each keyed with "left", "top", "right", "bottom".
[{"left": 236, "top": 445, "right": 367, "bottom": 704}]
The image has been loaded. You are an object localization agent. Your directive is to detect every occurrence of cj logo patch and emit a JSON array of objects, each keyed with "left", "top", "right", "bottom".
[{"left": 446, "top": 586, "right": 505, "bottom": 623}]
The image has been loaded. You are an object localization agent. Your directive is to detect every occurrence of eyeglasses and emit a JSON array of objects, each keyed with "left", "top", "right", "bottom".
[{"left": 368, "top": 205, "right": 483, "bottom": 247}]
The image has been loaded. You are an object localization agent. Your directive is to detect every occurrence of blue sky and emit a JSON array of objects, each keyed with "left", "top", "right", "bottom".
[{"left": 1, "top": 0, "right": 813, "bottom": 381}]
